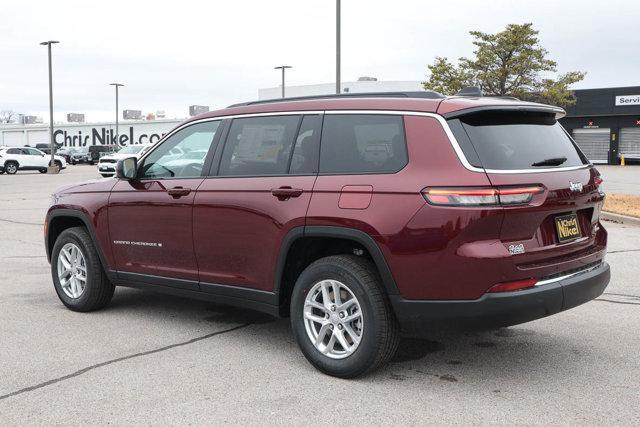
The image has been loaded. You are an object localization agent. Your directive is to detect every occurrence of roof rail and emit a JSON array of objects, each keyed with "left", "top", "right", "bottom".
[
  {"left": 456, "top": 86, "right": 483, "bottom": 97},
  {"left": 227, "top": 91, "right": 445, "bottom": 108}
]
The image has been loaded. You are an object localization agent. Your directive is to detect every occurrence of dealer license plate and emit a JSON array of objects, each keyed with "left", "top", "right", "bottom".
[{"left": 555, "top": 213, "right": 581, "bottom": 242}]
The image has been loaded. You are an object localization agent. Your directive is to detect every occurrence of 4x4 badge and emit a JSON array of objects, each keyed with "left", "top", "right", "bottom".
[
  {"left": 569, "top": 182, "right": 583, "bottom": 192},
  {"left": 508, "top": 244, "right": 525, "bottom": 255}
]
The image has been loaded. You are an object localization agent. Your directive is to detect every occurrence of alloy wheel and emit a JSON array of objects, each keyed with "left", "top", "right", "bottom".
[
  {"left": 57, "top": 242, "right": 88, "bottom": 299},
  {"left": 303, "top": 279, "right": 363, "bottom": 359}
]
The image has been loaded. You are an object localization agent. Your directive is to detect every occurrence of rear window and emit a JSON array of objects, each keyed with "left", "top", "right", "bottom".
[
  {"left": 320, "top": 114, "right": 407, "bottom": 174},
  {"left": 448, "top": 111, "right": 588, "bottom": 170}
]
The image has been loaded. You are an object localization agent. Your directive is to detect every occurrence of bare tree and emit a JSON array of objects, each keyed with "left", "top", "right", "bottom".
[{"left": 0, "top": 110, "right": 18, "bottom": 124}]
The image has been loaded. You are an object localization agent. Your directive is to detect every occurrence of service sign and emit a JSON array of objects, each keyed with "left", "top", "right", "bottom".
[{"left": 615, "top": 95, "right": 640, "bottom": 106}]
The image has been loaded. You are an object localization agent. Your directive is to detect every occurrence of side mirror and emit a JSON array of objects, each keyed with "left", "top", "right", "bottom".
[{"left": 116, "top": 157, "right": 138, "bottom": 180}]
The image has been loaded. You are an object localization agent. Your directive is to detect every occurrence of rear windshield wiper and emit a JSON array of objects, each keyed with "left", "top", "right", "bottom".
[{"left": 531, "top": 157, "right": 567, "bottom": 167}]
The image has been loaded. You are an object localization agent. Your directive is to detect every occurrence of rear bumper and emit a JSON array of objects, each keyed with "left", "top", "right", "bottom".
[{"left": 390, "top": 262, "right": 610, "bottom": 337}]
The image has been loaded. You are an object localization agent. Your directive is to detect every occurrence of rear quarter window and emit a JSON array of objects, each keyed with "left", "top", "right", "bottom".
[
  {"left": 320, "top": 114, "right": 407, "bottom": 174},
  {"left": 448, "top": 111, "right": 588, "bottom": 170}
]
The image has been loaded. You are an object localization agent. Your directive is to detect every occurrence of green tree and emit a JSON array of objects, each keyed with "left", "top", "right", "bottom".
[{"left": 422, "top": 23, "right": 585, "bottom": 106}]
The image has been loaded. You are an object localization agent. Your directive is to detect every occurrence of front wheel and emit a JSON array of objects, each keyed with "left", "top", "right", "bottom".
[
  {"left": 4, "top": 162, "right": 18, "bottom": 174},
  {"left": 51, "top": 227, "right": 115, "bottom": 312},
  {"left": 290, "top": 255, "right": 399, "bottom": 378}
]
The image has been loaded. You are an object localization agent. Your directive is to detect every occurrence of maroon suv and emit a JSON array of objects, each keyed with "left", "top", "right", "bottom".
[{"left": 45, "top": 93, "right": 609, "bottom": 378}]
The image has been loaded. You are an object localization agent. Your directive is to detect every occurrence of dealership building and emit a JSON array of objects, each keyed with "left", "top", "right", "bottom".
[
  {"left": 560, "top": 86, "right": 640, "bottom": 164},
  {"left": 0, "top": 119, "right": 182, "bottom": 148}
]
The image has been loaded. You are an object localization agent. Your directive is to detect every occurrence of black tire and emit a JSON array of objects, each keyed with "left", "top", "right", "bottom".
[
  {"left": 51, "top": 226, "right": 115, "bottom": 312},
  {"left": 290, "top": 255, "right": 399, "bottom": 378},
  {"left": 54, "top": 160, "right": 62, "bottom": 170},
  {"left": 4, "top": 162, "right": 18, "bottom": 175},
  {"left": 39, "top": 169, "right": 47, "bottom": 173}
]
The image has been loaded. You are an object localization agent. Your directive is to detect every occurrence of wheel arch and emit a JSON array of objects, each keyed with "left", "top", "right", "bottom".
[
  {"left": 274, "top": 226, "right": 399, "bottom": 316},
  {"left": 46, "top": 209, "right": 111, "bottom": 275}
]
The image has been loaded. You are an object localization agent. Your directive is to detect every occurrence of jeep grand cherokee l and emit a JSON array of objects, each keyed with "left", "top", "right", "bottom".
[{"left": 45, "top": 92, "right": 609, "bottom": 378}]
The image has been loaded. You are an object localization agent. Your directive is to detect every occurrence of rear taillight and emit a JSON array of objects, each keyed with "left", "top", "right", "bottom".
[
  {"left": 487, "top": 278, "right": 537, "bottom": 293},
  {"left": 422, "top": 186, "right": 544, "bottom": 207}
]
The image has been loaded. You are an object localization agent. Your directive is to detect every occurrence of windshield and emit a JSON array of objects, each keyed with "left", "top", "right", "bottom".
[
  {"left": 118, "top": 145, "right": 145, "bottom": 154},
  {"left": 448, "top": 111, "right": 588, "bottom": 170}
]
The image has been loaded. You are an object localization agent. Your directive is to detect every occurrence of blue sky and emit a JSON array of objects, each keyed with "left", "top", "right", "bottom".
[{"left": 1, "top": 0, "right": 638, "bottom": 121}]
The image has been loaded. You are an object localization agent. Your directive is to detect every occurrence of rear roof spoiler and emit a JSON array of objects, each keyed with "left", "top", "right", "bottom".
[{"left": 442, "top": 105, "right": 566, "bottom": 120}]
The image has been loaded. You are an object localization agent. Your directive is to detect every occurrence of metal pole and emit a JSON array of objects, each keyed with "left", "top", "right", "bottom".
[
  {"left": 40, "top": 41, "right": 59, "bottom": 168},
  {"left": 115, "top": 85, "right": 119, "bottom": 144},
  {"left": 47, "top": 43, "right": 55, "bottom": 166},
  {"left": 109, "top": 83, "right": 124, "bottom": 145},
  {"left": 336, "top": 0, "right": 341, "bottom": 94},
  {"left": 274, "top": 66, "right": 292, "bottom": 99}
]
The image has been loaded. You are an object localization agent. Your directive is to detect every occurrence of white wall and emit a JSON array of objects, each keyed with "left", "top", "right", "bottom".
[
  {"left": 258, "top": 80, "right": 424, "bottom": 100},
  {"left": 0, "top": 119, "right": 183, "bottom": 148}
]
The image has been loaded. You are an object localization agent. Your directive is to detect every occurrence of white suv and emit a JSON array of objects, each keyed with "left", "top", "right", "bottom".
[
  {"left": 0, "top": 147, "right": 67, "bottom": 175},
  {"left": 97, "top": 144, "right": 151, "bottom": 177}
]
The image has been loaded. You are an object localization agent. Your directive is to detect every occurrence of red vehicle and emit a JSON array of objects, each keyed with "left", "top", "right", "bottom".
[{"left": 45, "top": 92, "right": 609, "bottom": 377}]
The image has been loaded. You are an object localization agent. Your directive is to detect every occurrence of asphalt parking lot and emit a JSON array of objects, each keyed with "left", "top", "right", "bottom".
[
  {"left": 0, "top": 165, "right": 639, "bottom": 425},
  {"left": 597, "top": 164, "right": 640, "bottom": 195}
]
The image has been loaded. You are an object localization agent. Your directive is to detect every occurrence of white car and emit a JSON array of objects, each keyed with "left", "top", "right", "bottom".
[
  {"left": 0, "top": 147, "right": 67, "bottom": 175},
  {"left": 97, "top": 144, "right": 151, "bottom": 177}
]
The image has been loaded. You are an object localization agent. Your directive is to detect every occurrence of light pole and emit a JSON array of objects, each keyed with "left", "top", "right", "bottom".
[
  {"left": 274, "top": 66, "right": 292, "bottom": 98},
  {"left": 109, "top": 83, "right": 124, "bottom": 145},
  {"left": 336, "top": 0, "right": 341, "bottom": 94},
  {"left": 40, "top": 40, "right": 59, "bottom": 171}
]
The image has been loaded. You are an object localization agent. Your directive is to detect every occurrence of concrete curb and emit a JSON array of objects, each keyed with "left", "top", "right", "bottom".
[{"left": 601, "top": 211, "right": 640, "bottom": 227}]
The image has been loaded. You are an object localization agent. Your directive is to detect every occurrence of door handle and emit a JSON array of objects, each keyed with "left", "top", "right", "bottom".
[
  {"left": 271, "top": 186, "right": 303, "bottom": 200},
  {"left": 167, "top": 187, "right": 192, "bottom": 198}
]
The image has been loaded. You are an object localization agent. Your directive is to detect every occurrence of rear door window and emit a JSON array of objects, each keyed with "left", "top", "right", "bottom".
[
  {"left": 448, "top": 111, "right": 588, "bottom": 170},
  {"left": 320, "top": 114, "right": 407, "bottom": 174},
  {"left": 218, "top": 115, "right": 301, "bottom": 176}
]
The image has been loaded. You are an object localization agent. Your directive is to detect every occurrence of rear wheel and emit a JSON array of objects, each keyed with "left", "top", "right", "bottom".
[
  {"left": 51, "top": 227, "right": 114, "bottom": 312},
  {"left": 290, "top": 255, "right": 399, "bottom": 378},
  {"left": 4, "top": 162, "right": 18, "bottom": 174},
  {"left": 54, "top": 160, "right": 62, "bottom": 170}
]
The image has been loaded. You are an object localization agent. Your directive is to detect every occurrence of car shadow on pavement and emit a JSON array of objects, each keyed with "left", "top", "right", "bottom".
[
  {"left": 106, "top": 287, "right": 578, "bottom": 384},
  {"left": 107, "top": 287, "right": 275, "bottom": 327}
]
